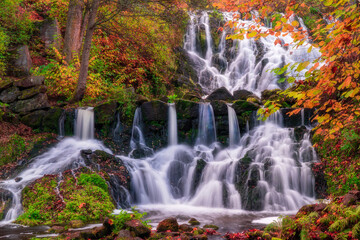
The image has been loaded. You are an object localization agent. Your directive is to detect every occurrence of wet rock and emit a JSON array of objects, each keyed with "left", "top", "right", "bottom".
[
  {"left": 168, "top": 161, "right": 186, "bottom": 198},
  {"left": 210, "top": 100, "right": 228, "bottom": 116},
  {"left": 40, "top": 18, "right": 62, "bottom": 50},
  {"left": 206, "top": 87, "right": 233, "bottom": 101},
  {"left": 191, "top": 159, "right": 207, "bottom": 196},
  {"left": 312, "top": 162, "right": 328, "bottom": 199},
  {"left": 294, "top": 126, "right": 307, "bottom": 142},
  {"left": 179, "top": 224, "right": 193, "bottom": 232},
  {"left": 232, "top": 100, "right": 259, "bottom": 114},
  {"left": 14, "top": 76, "right": 45, "bottom": 88},
  {"left": 141, "top": 100, "right": 168, "bottom": 121},
  {"left": 233, "top": 89, "right": 255, "bottom": 101},
  {"left": 0, "top": 189, "right": 13, "bottom": 220},
  {"left": 135, "top": 95, "right": 148, "bottom": 106},
  {"left": 175, "top": 99, "right": 199, "bottom": 119},
  {"left": 14, "top": 45, "right": 32, "bottom": 76},
  {"left": 281, "top": 108, "right": 315, "bottom": 128},
  {"left": 342, "top": 190, "right": 360, "bottom": 206},
  {"left": 203, "top": 224, "right": 219, "bottom": 230},
  {"left": 10, "top": 93, "right": 50, "bottom": 114},
  {"left": 18, "top": 85, "right": 47, "bottom": 100},
  {"left": 173, "top": 47, "right": 199, "bottom": 86},
  {"left": 42, "top": 108, "right": 63, "bottom": 133},
  {"left": 0, "top": 78, "right": 13, "bottom": 91},
  {"left": 125, "top": 219, "right": 151, "bottom": 238},
  {"left": 20, "top": 110, "right": 46, "bottom": 129},
  {"left": 49, "top": 226, "right": 65, "bottom": 233},
  {"left": 157, "top": 217, "right": 179, "bottom": 232},
  {"left": 94, "top": 101, "right": 117, "bottom": 139},
  {"left": 69, "top": 220, "right": 85, "bottom": 228},
  {"left": 130, "top": 148, "right": 153, "bottom": 159},
  {"left": 15, "top": 177, "right": 22, "bottom": 182},
  {"left": 188, "top": 218, "right": 200, "bottom": 226},
  {"left": 212, "top": 54, "right": 227, "bottom": 73},
  {"left": 0, "top": 86, "right": 21, "bottom": 103}
]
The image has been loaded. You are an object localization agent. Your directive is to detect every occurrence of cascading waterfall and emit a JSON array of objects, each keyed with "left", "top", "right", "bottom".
[
  {"left": 184, "top": 11, "right": 321, "bottom": 95},
  {"left": 196, "top": 103, "right": 217, "bottom": 146},
  {"left": 121, "top": 110, "right": 316, "bottom": 211},
  {"left": 0, "top": 109, "right": 110, "bottom": 226},
  {"left": 75, "top": 107, "right": 95, "bottom": 140},
  {"left": 130, "top": 108, "right": 147, "bottom": 150},
  {"left": 227, "top": 104, "right": 241, "bottom": 146},
  {"left": 168, "top": 103, "right": 178, "bottom": 146},
  {"left": 58, "top": 110, "right": 66, "bottom": 139}
]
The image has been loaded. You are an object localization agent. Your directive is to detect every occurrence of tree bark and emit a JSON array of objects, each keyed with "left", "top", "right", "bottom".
[
  {"left": 72, "top": 0, "right": 100, "bottom": 102},
  {"left": 63, "top": 0, "right": 84, "bottom": 64}
]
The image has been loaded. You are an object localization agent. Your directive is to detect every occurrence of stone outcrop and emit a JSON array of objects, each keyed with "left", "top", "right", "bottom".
[{"left": 40, "top": 18, "right": 62, "bottom": 50}]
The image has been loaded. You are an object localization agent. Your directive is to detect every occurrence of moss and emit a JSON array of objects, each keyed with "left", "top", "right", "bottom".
[{"left": 16, "top": 171, "right": 114, "bottom": 226}]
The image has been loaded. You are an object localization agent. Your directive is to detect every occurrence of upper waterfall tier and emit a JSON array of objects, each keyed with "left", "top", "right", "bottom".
[{"left": 184, "top": 11, "right": 321, "bottom": 95}]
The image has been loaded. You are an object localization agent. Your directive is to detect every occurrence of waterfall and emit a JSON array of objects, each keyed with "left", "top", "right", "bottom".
[
  {"left": 130, "top": 108, "right": 146, "bottom": 150},
  {"left": 58, "top": 110, "right": 66, "bottom": 139},
  {"left": 168, "top": 103, "right": 178, "bottom": 146},
  {"left": 196, "top": 103, "right": 217, "bottom": 146},
  {"left": 183, "top": 11, "right": 321, "bottom": 95},
  {"left": 227, "top": 104, "right": 241, "bottom": 146},
  {"left": 0, "top": 139, "right": 111, "bottom": 226},
  {"left": 75, "top": 107, "right": 95, "bottom": 140}
]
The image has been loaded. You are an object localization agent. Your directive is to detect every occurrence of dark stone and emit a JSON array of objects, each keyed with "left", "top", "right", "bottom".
[
  {"left": 81, "top": 149, "right": 93, "bottom": 155},
  {"left": 14, "top": 76, "right": 45, "bottom": 88},
  {"left": 175, "top": 99, "right": 199, "bottom": 119},
  {"left": 179, "top": 224, "right": 193, "bottom": 232},
  {"left": 10, "top": 93, "right": 50, "bottom": 114},
  {"left": 212, "top": 54, "right": 227, "bottom": 73},
  {"left": 233, "top": 89, "right": 256, "bottom": 101},
  {"left": 210, "top": 100, "right": 228, "bottom": 116},
  {"left": 0, "top": 189, "right": 13, "bottom": 220},
  {"left": 117, "top": 229, "right": 133, "bottom": 239},
  {"left": 141, "top": 100, "right": 168, "bottom": 121},
  {"left": 49, "top": 226, "right": 65, "bottom": 233},
  {"left": 130, "top": 148, "right": 153, "bottom": 159},
  {"left": 294, "top": 126, "right": 307, "bottom": 142},
  {"left": 342, "top": 190, "right": 360, "bottom": 206},
  {"left": 40, "top": 18, "right": 62, "bottom": 50},
  {"left": 206, "top": 87, "right": 233, "bottom": 101},
  {"left": 191, "top": 159, "right": 207, "bottom": 196},
  {"left": 232, "top": 100, "right": 259, "bottom": 114},
  {"left": 188, "top": 218, "right": 200, "bottom": 226},
  {"left": 0, "top": 86, "right": 21, "bottom": 103},
  {"left": 94, "top": 101, "right": 117, "bottom": 125},
  {"left": 157, "top": 217, "right": 179, "bottom": 232},
  {"left": 42, "top": 108, "right": 63, "bottom": 133},
  {"left": 0, "top": 78, "right": 13, "bottom": 91},
  {"left": 167, "top": 161, "right": 186, "bottom": 198},
  {"left": 15, "top": 177, "right": 22, "bottom": 182},
  {"left": 135, "top": 95, "right": 148, "bottom": 106},
  {"left": 14, "top": 45, "right": 32, "bottom": 76},
  {"left": 281, "top": 108, "right": 315, "bottom": 128},
  {"left": 125, "top": 219, "right": 151, "bottom": 238},
  {"left": 20, "top": 110, "right": 46, "bottom": 129},
  {"left": 203, "top": 224, "right": 219, "bottom": 230},
  {"left": 18, "top": 85, "right": 47, "bottom": 100}
]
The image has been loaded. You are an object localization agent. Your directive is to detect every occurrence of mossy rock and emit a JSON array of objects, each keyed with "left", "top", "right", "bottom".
[
  {"left": 232, "top": 100, "right": 259, "bottom": 114},
  {"left": 141, "top": 100, "right": 168, "bottom": 121},
  {"left": 175, "top": 99, "right": 199, "bottom": 119},
  {"left": 191, "top": 159, "right": 207, "bottom": 195},
  {"left": 94, "top": 101, "right": 117, "bottom": 125},
  {"left": 0, "top": 78, "right": 13, "bottom": 90},
  {"left": 188, "top": 218, "right": 200, "bottom": 226},
  {"left": 18, "top": 85, "right": 47, "bottom": 100},
  {"left": 210, "top": 100, "right": 228, "bottom": 116},
  {"left": 42, "top": 108, "right": 63, "bottom": 133},
  {"left": 203, "top": 224, "right": 219, "bottom": 230}
]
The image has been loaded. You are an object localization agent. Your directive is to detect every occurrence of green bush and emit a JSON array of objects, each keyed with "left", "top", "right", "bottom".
[
  {"left": 0, "top": 134, "right": 27, "bottom": 166},
  {"left": 112, "top": 208, "right": 149, "bottom": 232}
]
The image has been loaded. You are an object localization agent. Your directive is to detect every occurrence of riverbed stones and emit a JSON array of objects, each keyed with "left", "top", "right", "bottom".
[
  {"left": 188, "top": 218, "right": 200, "bottom": 226},
  {"left": 0, "top": 189, "right": 13, "bottom": 220},
  {"left": 157, "top": 217, "right": 179, "bottom": 232},
  {"left": 125, "top": 219, "right": 151, "bottom": 238}
]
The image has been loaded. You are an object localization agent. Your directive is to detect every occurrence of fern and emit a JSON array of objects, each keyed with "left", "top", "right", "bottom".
[
  {"left": 329, "top": 219, "right": 348, "bottom": 232},
  {"left": 300, "top": 228, "right": 310, "bottom": 240},
  {"left": 352, "top": 222, "right": 360, "bottom": 239}
]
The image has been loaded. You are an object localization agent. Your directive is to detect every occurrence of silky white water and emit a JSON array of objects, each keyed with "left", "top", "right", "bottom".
[
  {"left": 0, "top": 108, "right": 110, "bottom": 226},
  {"left": 184, "top": 11, "right": 321, "bottom": 95},
  {"left": 168, "top": 103, "right": 178, "bottom": 146}
]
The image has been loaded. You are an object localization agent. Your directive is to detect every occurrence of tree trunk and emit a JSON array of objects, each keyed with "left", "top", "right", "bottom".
[
  {"left": 63, "top": 0, "right": 84, "bottom": 64},
  {"left": 72, "top": 0, "right": 100, "bottom": 102}
]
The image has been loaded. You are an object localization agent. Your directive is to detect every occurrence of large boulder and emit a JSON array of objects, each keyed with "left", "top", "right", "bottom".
[
  {"left": 14, "top": 76, "right": 45, "bottom": 88},
  {"left": 40, "top": 18, "right": 62, "bottom": 50},
  {"left": 141, "top": 100, "right": 168, "bottom": 121},
  {"left": 157, "top": 217, "right": 179, "bottom": 232},
  {"left": 94, "top": 101, "right": 117, "bottom": 139},
  {"left": 175, "top": 99, "right": 199, "bottom": 119},
  {"left": 281, "top": 108, "right": 314, "bottom": 128},
  {"left": 206, "top": 87, "right": 233, "bottom": 101},
  {"left": 232, "top": 100, "right": 259, "bottom": 114},
  {"left": 125, "top": 219, "right": 151, "bottom": 238},
  {"left": 233, "top": 89, "right": 256, "bottom": 101},
  {"left": 10, "top": 93, "right": 50, "bottom": 114},
  {"left": 13, "top": 45, "right": 32, "bottom": 76},
  {"left": 210, "top": 100, "right": 228, "bottom": 116},
  {"left": 191, "top": 159, "right": 207, "bottom": 196},
  {"left": 18, "top": 85, "right": 47, "bottom": 100},
  {"left": 0, "top": 86, "right": 21, "bottom": 103},
  {"left": 20, "top": 110, "right": 47, "bottom": 129}
]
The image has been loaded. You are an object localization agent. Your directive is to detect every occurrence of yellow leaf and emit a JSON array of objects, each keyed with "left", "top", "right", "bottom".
[
  {"left": 307, "top": 45, "right": 313, "bottom": 53},
  {"left": 247, "top": 31, "right": 257, "bottom": 38},
  {"left": 291, "top": 20, "right": 299, "bottom": 27}
]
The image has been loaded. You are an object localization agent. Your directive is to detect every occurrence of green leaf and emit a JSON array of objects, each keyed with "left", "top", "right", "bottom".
[
  {"left": 324, "top": 0, "right": 333, "bottom": 7},
  {"left": 296, "top": 61, "right": 310, "bottom": 72}
]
